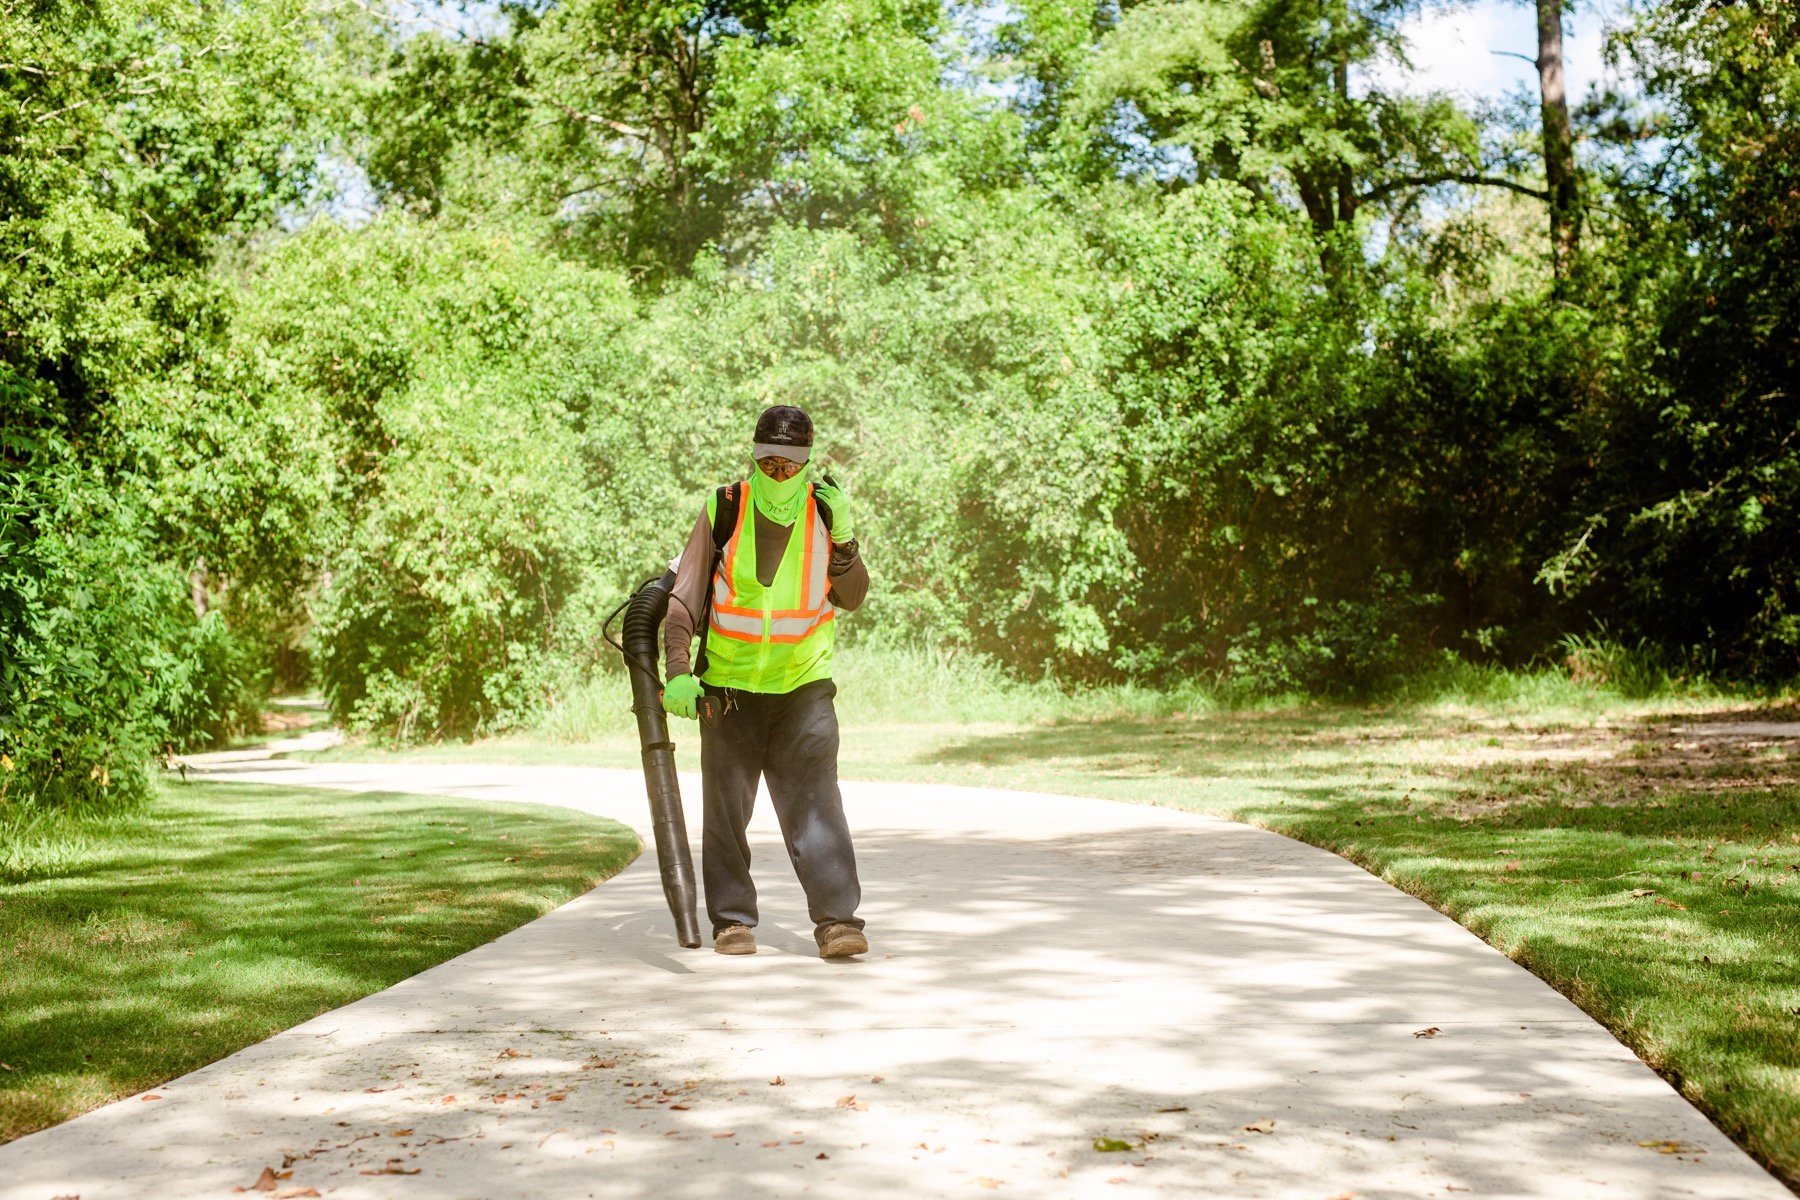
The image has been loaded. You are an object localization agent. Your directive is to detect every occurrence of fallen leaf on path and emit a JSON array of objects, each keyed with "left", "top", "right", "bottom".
[
  {"left": 1155, "top": 1106, "right": 1188, "bottom": 1113},
  {"left": 1242, "top": 1119, "right": 1276, "bottom": 1134},
  {"left": 816, "top": 1152, "right": 829, "bottom": 1160},
  {"left": 769, "top": 1077, "right": 785, "bottom": 1086},
  {"left": 762, "top": 1141, "right": 783, "bottom": 1148},
  {"left": 835, "top": 1095, "right": 867, "bottom": 1110},
  {"left": 440, "top": 1095, "right": 456, "bottom": 1104},
  {"left": 1638, "top": 1139, "right": 1700, "bottom": 1155},
  {"left": 870, "top": 1075, "right": 884, "bottom": 1084},
  {"left": 547, "top": 1093, "right": 568, "bottom": 1102},
  {"left": 359, "top": 1163, "right": 421, "bottom": 1176},
  {"left": 1107, "top": 1177, "right": 1127, "bottom": 1185},
  {"left": 712, "top": 1131, "right": 736, "bottom": 1139},
  {"left": 275, "top": 1190, "right": 320, "bottom": 1198},
  {"left": 141, "top": 1094, "right": 162, "bottom": 1101},
  {"left": 583, "top": 1059, "right": 617, "bottom": 1070},
  {"left": 1413, "top": 1027, "right": 1442, "bottom": 1039},
  {"left": 975, "top": 1178, "right": 1004, "bottom": 1189},
  {"left": 363, "top": 1085, "right": 398, "bottom": 1094},
  {"left": 250, "top": 1167, "right": 280, "bottom": 1192},
  {"left": 1093, "top": 1138, "right": 1132, "bottom": 1153},
  {"left": 670, "top": 1103, "right": 691, "bottom": 1111},
  {"left": 390, "top": 1129, "right": 413, "bottom": 1137}
]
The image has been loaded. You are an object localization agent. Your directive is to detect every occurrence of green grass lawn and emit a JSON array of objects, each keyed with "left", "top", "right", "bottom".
[
  {"left": 294, "top": 659, "right": 1800, "bottom": 1187},
  {"left": 0, "top": 778, "right": 638, "bottom": 1143}
]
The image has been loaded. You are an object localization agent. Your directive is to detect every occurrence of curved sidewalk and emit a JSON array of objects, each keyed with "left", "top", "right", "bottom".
[{"left": 1, "top": 756, "right": 1788, "bottom": 1199}]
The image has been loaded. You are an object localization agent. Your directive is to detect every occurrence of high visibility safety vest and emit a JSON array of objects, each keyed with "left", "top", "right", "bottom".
[{"left": 701, "top": 481, "right": 836, "bottom": 693}]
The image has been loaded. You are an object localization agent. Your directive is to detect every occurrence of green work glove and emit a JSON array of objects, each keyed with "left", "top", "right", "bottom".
[
  {"left": 812, "top": 480, "right": 853, "bottom": 543},
  {"left": 662, "top": 673, "right": 703, "bottom": 720}
]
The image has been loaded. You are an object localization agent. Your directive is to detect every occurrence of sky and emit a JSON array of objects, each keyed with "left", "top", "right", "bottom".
[{"left": 1374, "top": 0, "right": 1620, "bottom": 103}]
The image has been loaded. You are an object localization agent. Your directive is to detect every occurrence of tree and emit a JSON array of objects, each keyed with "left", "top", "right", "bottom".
[
  {"left": 1534, "top": 0, "right": 1581, "bottom": 284},
  {"left": 1, "top": 0, "right": 355, "bottom": 807},
  {"left": 1062, "top": 0, "right": 1548, "bottom": 259},
  {"left": 361, "top": 0, "right": 1004, "bottom": 278}
]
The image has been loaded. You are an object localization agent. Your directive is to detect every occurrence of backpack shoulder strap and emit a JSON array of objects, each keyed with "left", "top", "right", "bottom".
[
  {"left": 710, "top": 483, "right": 740, "bottom": 554},
  {"left": 694, "top": 482, "right": 740, "bottom": 682}
]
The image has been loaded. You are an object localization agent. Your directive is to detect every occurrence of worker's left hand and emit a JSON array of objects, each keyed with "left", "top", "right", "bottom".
[
  {"left": 662, "top": 673, "right": 703, "bottom": 720},
  {"left": 812, "top": 480, "right": 853, "bottom": 543}
]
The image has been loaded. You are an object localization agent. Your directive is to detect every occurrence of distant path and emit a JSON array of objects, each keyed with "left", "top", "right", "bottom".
[{"left": 1, "top": 746, "right": 1788, "bottom": 1199}]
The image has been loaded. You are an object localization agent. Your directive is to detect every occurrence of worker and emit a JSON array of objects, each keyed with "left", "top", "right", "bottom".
[{"left": 660, "top": 406, "right": 871, "bottom": 959}]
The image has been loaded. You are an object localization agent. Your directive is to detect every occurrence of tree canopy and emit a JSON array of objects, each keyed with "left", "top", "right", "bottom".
[{"left": 2, "top": 0, "right": 1795, "bottom": 810}]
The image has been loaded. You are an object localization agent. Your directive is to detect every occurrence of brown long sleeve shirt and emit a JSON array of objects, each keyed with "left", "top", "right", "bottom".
[{"left": 663, "top": 500, "right": 869, "bottom": 680}]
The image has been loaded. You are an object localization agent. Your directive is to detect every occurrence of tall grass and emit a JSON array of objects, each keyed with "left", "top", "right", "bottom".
[{"left": 527, "top": 636, "right": 1771, "bottom": 743}]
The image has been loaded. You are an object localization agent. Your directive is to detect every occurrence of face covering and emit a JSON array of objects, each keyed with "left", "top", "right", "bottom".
[{"left": 749, "top": 462, "right": 809, "bottom": 524}]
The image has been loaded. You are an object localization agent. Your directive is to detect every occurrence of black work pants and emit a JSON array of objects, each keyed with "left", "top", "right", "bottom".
[{"left": 699, "top": 678, "right": 863, "bottom": 941}]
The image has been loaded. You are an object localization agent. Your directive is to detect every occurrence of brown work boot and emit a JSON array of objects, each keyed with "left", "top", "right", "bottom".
[
  {"left": 714, "top": 924, "right": 756, "bottom": 955},
  {"left": 817, "top": 922, "right": 868, "bottom": 960}
]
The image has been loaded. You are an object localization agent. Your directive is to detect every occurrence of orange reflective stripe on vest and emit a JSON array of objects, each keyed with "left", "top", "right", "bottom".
[{"left": 704, "top": 484, "right": 834, "bottom": 668}]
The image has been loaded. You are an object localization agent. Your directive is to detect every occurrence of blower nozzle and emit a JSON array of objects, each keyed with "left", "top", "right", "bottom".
[{"left": 617, "top": 571, "right": 703, "bottom": 949}]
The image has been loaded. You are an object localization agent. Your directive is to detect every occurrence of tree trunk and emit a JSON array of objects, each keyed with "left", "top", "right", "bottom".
[
  {"left": 189, "top": 557, "right": 210, "bottom": 618},
  {"left": 1536, "top": 0, "right": 1581, "bottom": 286},
  {"left": 1335, "top": 46, "right": 1354, "bottom": 226}
]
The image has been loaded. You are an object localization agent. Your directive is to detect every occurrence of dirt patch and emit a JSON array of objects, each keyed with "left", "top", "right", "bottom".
[
  {"left": 261, "top": 708, "right": 326, "bottom": 733},
  {"left": 1665, "top": 722, "right": 1800, "bottom": 740},
  {"left": 1424, "top": 720, "right": 1796, "bottom": 820}
]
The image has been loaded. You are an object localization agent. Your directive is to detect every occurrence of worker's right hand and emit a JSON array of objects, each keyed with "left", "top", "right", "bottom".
[{"left": 662, "top": 673, "right": 704, "bottom": 720}]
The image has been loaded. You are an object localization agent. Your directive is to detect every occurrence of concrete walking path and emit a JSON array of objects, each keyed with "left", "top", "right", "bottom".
[{"left": 1, "top": 750, "right": 1789, "bottom": 1199}]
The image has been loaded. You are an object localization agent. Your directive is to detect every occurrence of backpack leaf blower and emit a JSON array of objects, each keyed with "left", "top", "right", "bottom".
[{"left": 605, "top": 570, "right": 703, "bottom": 948}]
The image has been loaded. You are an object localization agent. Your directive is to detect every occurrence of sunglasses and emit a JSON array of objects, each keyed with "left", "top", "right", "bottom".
[{"left": 755, "top": 456, "right": 805, "bottom": 480}]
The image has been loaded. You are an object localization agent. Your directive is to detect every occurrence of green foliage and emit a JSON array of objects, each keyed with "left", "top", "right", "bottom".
[
  {"left": 2, "top": 387, "right": 173, "bottom": 816},
  {"left": 4, "top": 0, "right": 1796, "bottom": 765},
  {"left": 1064, "top": 0, "right": 1501, "bottom": 240},
  {"left": 0, "top": 0, "right": 368, "bottom": 810},
  {"left": 1552, "top": 0, "right": 1800, "bottom": 681},
  {"left": 223, "top": 218, "right": 636, "bottom": 738}
]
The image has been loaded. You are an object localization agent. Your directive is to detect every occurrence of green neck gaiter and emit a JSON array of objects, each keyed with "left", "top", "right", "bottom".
[{"left": 749, "top": 464, "right": 809, "bottom": 525}]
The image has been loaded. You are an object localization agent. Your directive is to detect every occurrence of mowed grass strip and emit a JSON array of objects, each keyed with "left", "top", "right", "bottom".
[{"left": 0, "top": 778, "right": 638, "bottom": 1143}]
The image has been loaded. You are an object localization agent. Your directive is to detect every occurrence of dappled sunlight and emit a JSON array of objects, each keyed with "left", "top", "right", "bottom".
[{"left": 2, "top": 761, "right": 1787, "bottom": 1198}]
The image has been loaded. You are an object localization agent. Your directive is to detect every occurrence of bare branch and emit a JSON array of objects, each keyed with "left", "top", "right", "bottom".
[
  {"left": 1361, "top": 173, "right": 1549, "bottom": 204},
  {"left": 542, "top": 95, "right": 651, "bottom": 141}
]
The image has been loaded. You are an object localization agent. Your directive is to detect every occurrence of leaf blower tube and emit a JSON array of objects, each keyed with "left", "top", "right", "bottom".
[{"left": 616, "top": 571, "right": 703, "bottom": 948}]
